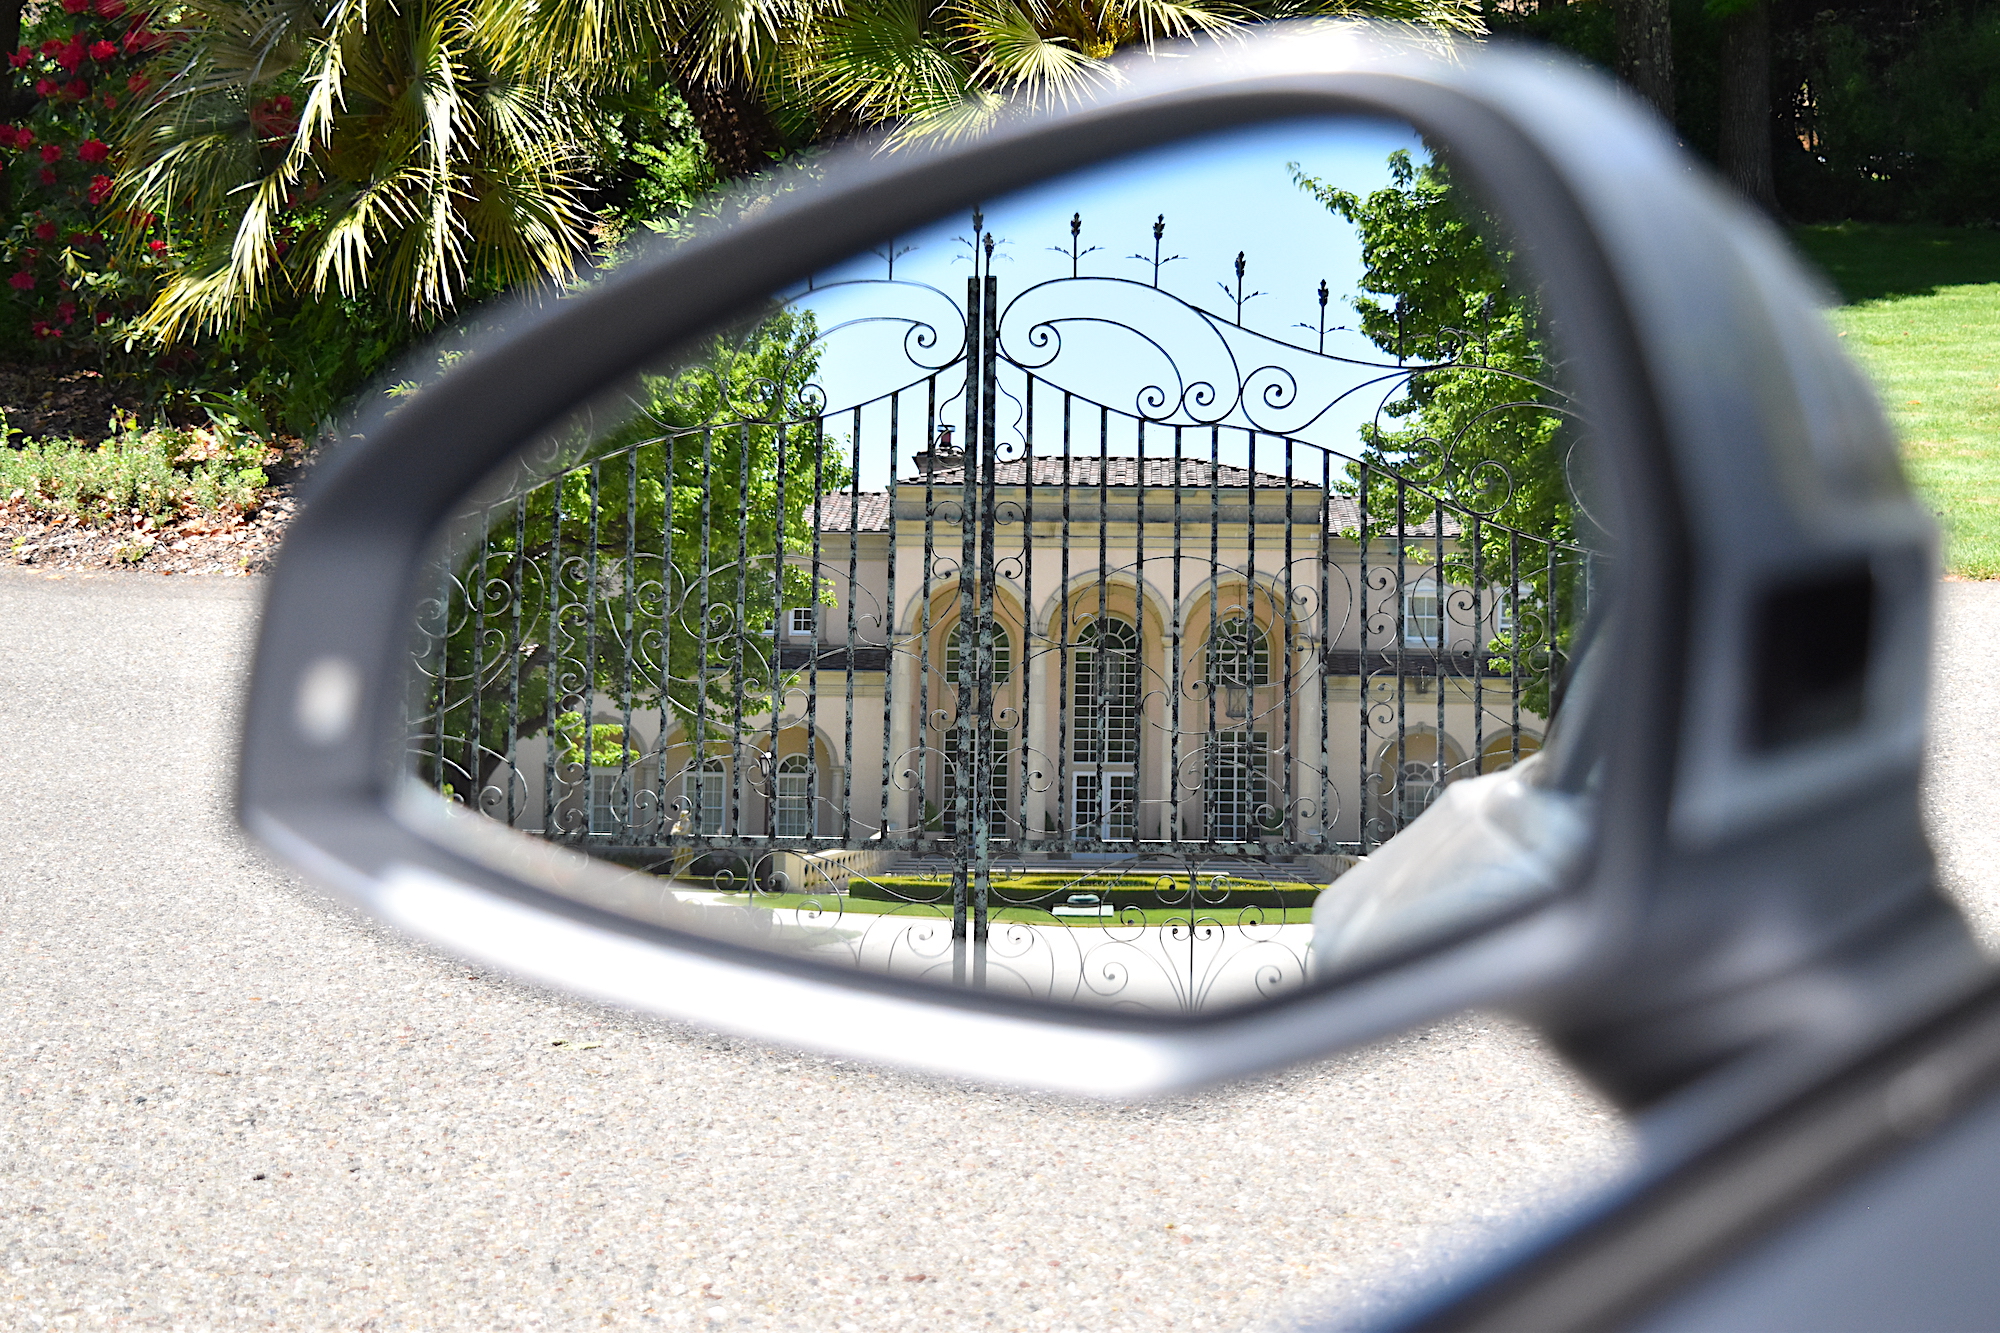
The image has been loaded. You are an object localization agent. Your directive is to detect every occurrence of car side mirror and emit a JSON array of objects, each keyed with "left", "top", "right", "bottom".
[{"left": 238, "top": 27, "right": 1974, "bottom": 1107}]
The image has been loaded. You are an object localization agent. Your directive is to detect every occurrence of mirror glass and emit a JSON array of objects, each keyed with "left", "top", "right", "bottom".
[{"left": 406, "top": 117, "right": 1601, "bottom": 1016}]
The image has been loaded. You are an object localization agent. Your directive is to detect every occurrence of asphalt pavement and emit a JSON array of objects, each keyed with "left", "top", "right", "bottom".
[{"left": 3, "top": 569, "right": 1993, "bottom": 1331}]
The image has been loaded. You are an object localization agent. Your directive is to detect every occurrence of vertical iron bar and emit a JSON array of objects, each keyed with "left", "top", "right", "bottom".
[
  {"left": 1019, "top": 375, "right": 1036, "bottom": 852},
  {"left": 974, "top": 270, "right": 999, "bottom": 959},
  {"left": 693, "top": 429, "right": 716, "bottom": 843},
  {"left": 729, "top": 423, "right": 753, "bottom": 862},
  {"left": 1394, "top": 476, "right": 1407, "bottom": 835},
  {"left": 879, "top": 391, "right": 902, "bottom": 845},
  {"left": 843, "top": 407, "right": 861, "bottom": 846},
  {"left": 953, "top": 275, "right": 980, "bottom": 962},
  {"left": 1055, "top": 393, "right": 1073, "bottom": 852},
  {"left": 621, "top": 450, "right": 638, "bottom": 837},
  {"left": 543, "top": 472, "right": 563, "bottom": 838},
  {"left": 1356, "top": 463, "right": 1370, "bottom": 854},
  {"left": 1434, "top": 492, "right": 1446, "bottom": 802},
  {"left": 1168, "top": 424, "right": 1184, "bottom": 856},
  {"left": 505, "top": 502, "right": 525, "bottom": 830}
]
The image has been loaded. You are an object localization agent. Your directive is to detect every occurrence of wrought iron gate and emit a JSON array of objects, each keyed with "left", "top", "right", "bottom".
[{"left": 413, "top": 209, "right": 1590, "bottom": 1012}]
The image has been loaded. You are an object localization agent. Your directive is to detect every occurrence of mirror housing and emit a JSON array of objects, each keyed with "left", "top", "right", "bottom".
[{"left": 238, "top": 26, "right": 1976, "bottom": 1105}]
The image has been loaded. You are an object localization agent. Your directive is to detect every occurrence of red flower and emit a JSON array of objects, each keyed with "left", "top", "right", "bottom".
[
  {"left": 31, "top": 321, "right": 60, "bottom": 339},
  {"left": 0, "top": 127, "right": 16, "bottom": 148},
  {"left": 101, "top": 94, "right": 116, "bottom": 109},
  {"left": 8, "top": 47, "right": 30, "bottom": 68},
  {"left": 33, "top": 78, "right": 56, "bottom": 96},
  {"left": 126, "top": 73, "right": 149, "bottom": 93},
  {"left": 39, "top": 143, "right": 60, "bottom": 162},
  {"left": 63, "top": 79, "right": 90, "bottom": 100},
  {"left": 249, "top": 95, "right": 299, "bottom": 141},
  {"left": 40, "top": 39, "right": 63, "bottom": 55},
  {"left": 87, "top": 174, "right": 113, "bottom": 205},
  {"left": 12, "top": 126, "right": 31, "bottom": 147},
  {"left": 36, "top": 166, "right": 54, "bottom": 184},
  {"left": 55, "top": 300, "right": 76, "bottom": 323},
  {"left": 96, "top": 310, "right": 112, "bottom": 323},
  {"left": 88, "top": 39, "right": 116, "bottom": 61},
  {"left": 69, "top": 232, "right": 91, "bottom": 245},
  {"left": 33, "top": 222, "right": 56, "bottom": 241},
  {"left": 147, "top": 239, "right": 166, "bottom": 252},
  {"left": 8, "top": 271, "right": 34, "bottom": 290},
  {"left": 61, "top": 0, "right": 89, "bottom": 12},
  {"left": 77, "top": 138, "right": 108, "bottom": 163}
]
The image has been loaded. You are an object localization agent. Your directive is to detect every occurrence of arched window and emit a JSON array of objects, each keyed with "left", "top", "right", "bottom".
[
  {"left": 1403, "top": 577, "right": 1442, "bottom": 649},
  {"left": 1071, "top": 618, "right": 1140, "bottom": 766},
  {"left": 1204, "top": 616, "right": 1270, "bottom": 686},
  {"left": 1479, "top": 730, "right": 1543, "bottom": 775},
  {"left": 1376, "top": 732, "right": 1463, "bottom": 829},
  {"left": 774, "top": 754, "right": 811, "bottom": 839},
  {"left": 941, "top": 622, "right": 1013, "bottom": 685}
]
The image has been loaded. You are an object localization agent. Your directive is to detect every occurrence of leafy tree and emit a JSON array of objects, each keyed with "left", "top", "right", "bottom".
[
  {"left": 424, "top": 308, "right": 854, "bottom": 806},
  {"left": 1294, "top": 148, "right": 1584, "bottom": 712}
]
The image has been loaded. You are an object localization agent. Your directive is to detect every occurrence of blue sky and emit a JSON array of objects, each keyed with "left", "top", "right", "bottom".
[{"left": 780, "top": 117, "right": 1429, "bottom": 491}]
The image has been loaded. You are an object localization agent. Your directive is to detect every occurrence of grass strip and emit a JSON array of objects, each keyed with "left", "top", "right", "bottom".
[{"left": 1794, "top": 224, "right": 2000, "bottom": 579}]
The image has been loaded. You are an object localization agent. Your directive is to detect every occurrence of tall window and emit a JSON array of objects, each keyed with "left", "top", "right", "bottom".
[
  {"left": 941, "top": 622, "right": 1012, "bottom": 686},
  {"left": 943, "top": 726, "right": 1012, "bottom": 838},
  {"left": 588, "top": 771, "right": 626, "bottom": 836},
  {"left": 774, "top": 755, "right": 811, "bottom": 839},
  {"left": 691, "top": 756, "right": 727, "bottom": 834},
  {"left": 1203, "top": 731, "right": 1268, "bottom": 841},
  {"left": 1070, "top": 617, "right": 1141, "bottom": 843},
  {"left": 1403, "top": 577, "right": 1442, "bottom": 649},
  {"left": 1070, "top": 618, "right": 1139, "bottom": 765}
]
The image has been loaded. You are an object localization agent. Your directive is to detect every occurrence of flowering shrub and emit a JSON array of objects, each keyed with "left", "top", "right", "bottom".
[{"left": 1, "top": 0, "right": 168, "bottom": 357}]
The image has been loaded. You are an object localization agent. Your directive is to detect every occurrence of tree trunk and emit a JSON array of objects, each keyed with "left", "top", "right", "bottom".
[
  {"left": 674, "top": 75, "right": 784, "bottom": 181},
  {"left": 1, "top": 0, "right": 25, "bottom": 119},
  {"left": 1718, "top": 0, "right": 1780, "bottom": 215},
  {"left": 1615, "top": 0, "right": 1674, "bottom": 122}
]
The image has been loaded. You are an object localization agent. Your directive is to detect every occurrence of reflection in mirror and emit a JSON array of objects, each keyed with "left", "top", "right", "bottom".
[{"left": 407, "top": 118, "right": 1600, "bottom": 1017}]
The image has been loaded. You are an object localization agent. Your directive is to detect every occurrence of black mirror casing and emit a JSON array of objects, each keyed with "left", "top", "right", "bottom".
[{"left": 237, "top": 28, "right": 1974, "bottom": 1113}]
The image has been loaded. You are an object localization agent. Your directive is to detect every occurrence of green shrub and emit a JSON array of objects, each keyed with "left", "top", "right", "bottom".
[{"left": 0, "top": 414, "right": 273, "bottom": 525}]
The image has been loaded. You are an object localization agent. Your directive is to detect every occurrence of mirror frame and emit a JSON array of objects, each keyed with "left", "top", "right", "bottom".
[{"left": 238, "top": 27, "right": 1944, "bottom": 1099}]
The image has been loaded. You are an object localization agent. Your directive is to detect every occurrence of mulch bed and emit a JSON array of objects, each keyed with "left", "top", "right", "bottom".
[
  {"left": 2, "top": 360, "right": 309, "bottom": 576},
  {"left": 2, "top": 488, "right": 298, "bottom": 576}
]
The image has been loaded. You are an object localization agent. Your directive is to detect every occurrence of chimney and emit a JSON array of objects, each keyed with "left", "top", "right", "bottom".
[{"left": 909, "top": 424, "right": 963, "bottom": 477}]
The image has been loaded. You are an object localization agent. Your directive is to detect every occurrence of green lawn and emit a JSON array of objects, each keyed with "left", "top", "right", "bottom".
[{"left": 1793, "top": 224, "right": 2000, "bottom": 579}]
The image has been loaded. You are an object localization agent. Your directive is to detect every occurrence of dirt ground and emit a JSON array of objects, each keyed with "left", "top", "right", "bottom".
[
  {"left": 1, "top": 490, "right": 297, "bottom": 576},
  {"left": 0, "top": 361, "right": 202, "bottom": 444},
  {"left": 1, "top": 360, "right": 310, "bottom": 575}
]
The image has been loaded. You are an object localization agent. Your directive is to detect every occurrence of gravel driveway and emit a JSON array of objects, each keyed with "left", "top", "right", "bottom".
[{"left": 2, "top": 570, "right": 1991, "bottom": 1331}]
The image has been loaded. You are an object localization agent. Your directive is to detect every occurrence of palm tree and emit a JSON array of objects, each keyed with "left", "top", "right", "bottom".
[
  {"left": 118, "top": 0, "right": 593, "bottom": 342},
  {"left": 118, "top": 0, "right": 1484, "bottom": 343}
]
